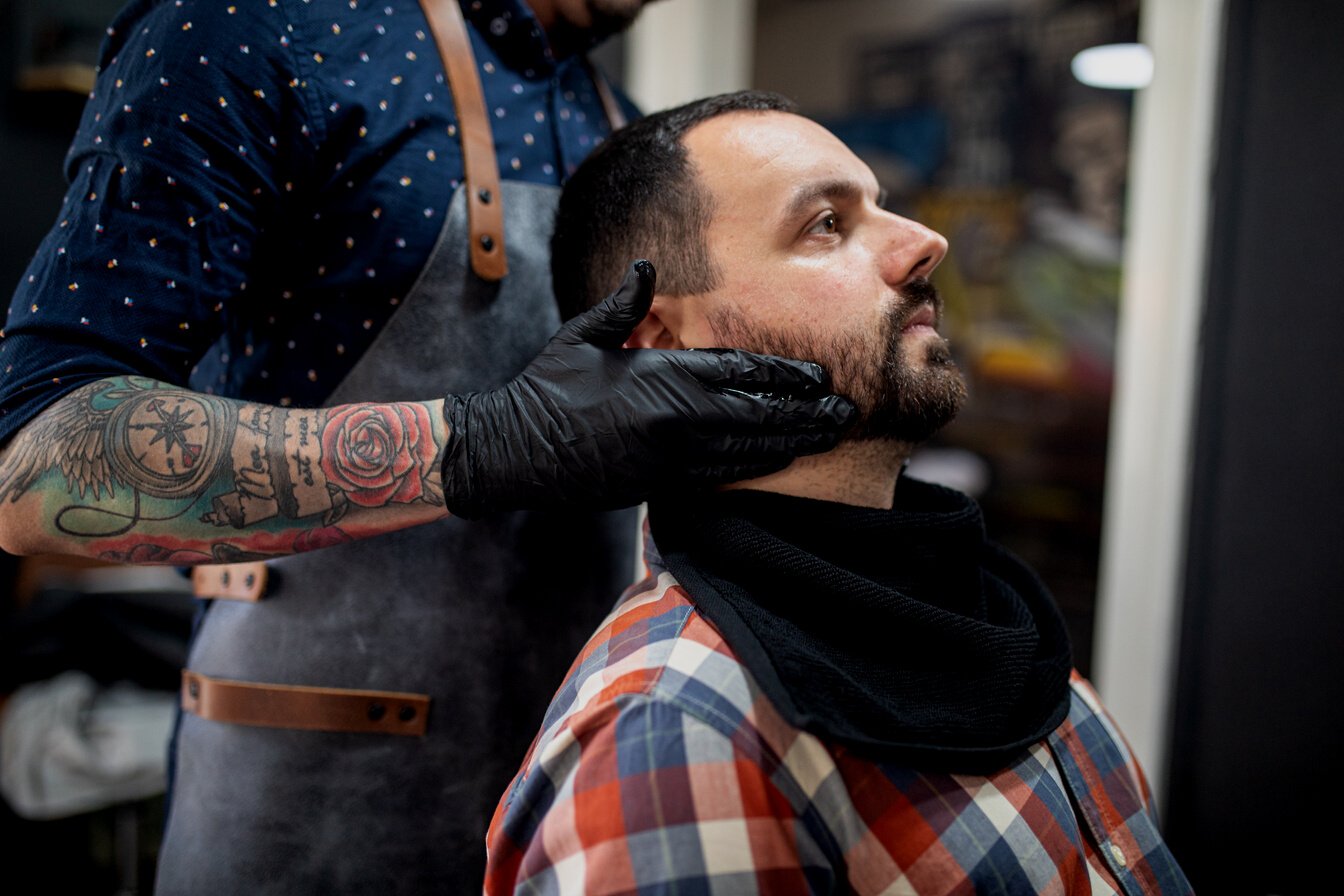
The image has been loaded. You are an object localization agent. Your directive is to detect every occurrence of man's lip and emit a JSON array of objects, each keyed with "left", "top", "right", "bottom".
[{"left": 901, "top": 303, "right": 937, "bottom": 331}]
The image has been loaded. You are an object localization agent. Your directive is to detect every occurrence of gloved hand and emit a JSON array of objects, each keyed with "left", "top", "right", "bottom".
[{"left": 440, "top": 260, "right": 856, "bottom": 518}]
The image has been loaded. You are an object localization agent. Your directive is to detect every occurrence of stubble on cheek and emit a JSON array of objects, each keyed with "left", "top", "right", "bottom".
[
  {"left": 701, "top": 282, "right": 964, "bottom": 443},
  {"left": 704, "top": 302, "right": 866, "bottom": 403}
]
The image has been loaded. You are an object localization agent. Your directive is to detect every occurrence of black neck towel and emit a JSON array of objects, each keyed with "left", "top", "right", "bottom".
[{"left": 648, "top": 478, "right": 1073, "bottom": 772}]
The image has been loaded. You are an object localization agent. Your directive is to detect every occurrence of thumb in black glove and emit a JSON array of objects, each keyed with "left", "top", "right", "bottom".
[{"left": 441, "top": 260, "right": 856, "bottom": 518}]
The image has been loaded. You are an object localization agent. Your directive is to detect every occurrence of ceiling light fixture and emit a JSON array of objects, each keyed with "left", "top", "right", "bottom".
[{"left": 1071, "top": 42, "right": 1154, "bottom": 90}]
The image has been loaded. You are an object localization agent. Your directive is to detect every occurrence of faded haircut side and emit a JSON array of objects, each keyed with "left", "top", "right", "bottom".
[{"left": 550, "top": 89, "right": 797, "bottom": 321}]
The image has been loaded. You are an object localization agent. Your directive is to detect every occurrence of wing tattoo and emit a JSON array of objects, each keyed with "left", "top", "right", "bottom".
[{"left": 0, "top": 383, "right": 117, "bottom": 503}]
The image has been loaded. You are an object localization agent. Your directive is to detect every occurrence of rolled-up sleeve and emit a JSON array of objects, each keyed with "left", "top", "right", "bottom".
[{"left": 0, "top": 0, "right": 309, "bottom": 444}]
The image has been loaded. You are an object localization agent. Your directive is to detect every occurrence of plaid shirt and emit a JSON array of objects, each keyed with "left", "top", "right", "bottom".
[{"left": 485, "top": 542, "right": 1193, "bottom": 895}]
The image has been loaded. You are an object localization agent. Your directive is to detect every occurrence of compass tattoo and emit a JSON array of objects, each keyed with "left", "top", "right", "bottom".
[{"left": 0, "top": 376, "right": 445, "bottom": 555}]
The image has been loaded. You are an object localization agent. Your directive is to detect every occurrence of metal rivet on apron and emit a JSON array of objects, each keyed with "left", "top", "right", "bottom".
[
  {"left": 245, "top": 573, "right": 256, "bottom": 589},
  {"left": 398, "top": 705, "right": 417, "bottom": 722},
  {"left": 477, "top": 188, "right": 492, "bottom": 204},
  {"left": 188, "top": 679, "right": 199, "bottom": 699},
  {"left": 479, "top": 234, "right": 495, "bottom": 252},
  {"left": 221, "top": 570, "right": 230, "bottom": 586},
  {"left": 367, "top": 702, "right": 386, "bottom": 721}
]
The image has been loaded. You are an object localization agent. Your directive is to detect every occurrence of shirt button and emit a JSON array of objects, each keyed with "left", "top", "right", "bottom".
[{"left": 1109, "top": 843, "right": 1128, "bottom": 867}]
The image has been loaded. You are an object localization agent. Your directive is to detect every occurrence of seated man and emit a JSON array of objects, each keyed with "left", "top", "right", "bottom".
[{"left": 484, "top": 91, "right": 1192, "bottom": 894}]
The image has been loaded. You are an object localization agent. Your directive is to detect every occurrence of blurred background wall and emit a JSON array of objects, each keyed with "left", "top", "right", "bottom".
[{"left": 2, "top": 0, "right": 1341, "bottom": 893}]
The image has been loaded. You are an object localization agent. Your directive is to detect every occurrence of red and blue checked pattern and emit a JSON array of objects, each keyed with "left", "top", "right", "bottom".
[{"left": 485, "top": 552, "right": 1193, "bottom": 895}]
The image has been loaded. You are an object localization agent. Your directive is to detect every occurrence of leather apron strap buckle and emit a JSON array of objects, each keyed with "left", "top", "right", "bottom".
[
  {"left": 418, "top": 0, "right": 629, "bottom": 283},
  {"left": 420, "top": 0, "right": 507, "bottom": 282},
  {"left": 181, "top": 671, "right": 430, "bottom": 736},
  {"left": 192, "top": 562, "right": 269, "bottom": 601}
]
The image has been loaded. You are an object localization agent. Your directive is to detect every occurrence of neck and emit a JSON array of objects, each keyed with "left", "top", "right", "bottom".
[
  {"left": 721, "top": 439, "right": 912, "bottom": 509},
  {"left": 522, "top": 0, "right": 593, "bottom": 56},
  {"left": 525, "top": 0, "right": 560, "bottom": 31}
]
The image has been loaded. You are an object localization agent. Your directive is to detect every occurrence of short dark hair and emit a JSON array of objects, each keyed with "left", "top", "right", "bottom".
[{"left": 551, "top": 89, "right": 798, "bottom": 320}]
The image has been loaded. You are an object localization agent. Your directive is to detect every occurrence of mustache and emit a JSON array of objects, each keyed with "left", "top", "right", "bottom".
[{"left": 899, "top": 277, "right": 941, "bottom": 311}]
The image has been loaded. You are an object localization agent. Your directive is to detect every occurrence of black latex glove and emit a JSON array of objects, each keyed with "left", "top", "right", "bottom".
[{"left": 440, "top": 260, "right": 857, "bottom": 518}]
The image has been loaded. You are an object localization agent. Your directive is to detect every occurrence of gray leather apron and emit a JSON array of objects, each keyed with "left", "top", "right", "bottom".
[{"left": 155, "top": 4, "right": 634, "bottom": 892}]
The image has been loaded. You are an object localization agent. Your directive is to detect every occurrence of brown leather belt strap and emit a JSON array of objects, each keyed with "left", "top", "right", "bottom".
[
  {"left": 192, "top": 561, "right": 268, "bottom": 601},
  {"left": 584, "top": 59, "right": 628, "bottom": 131},
  {"left": 420, "top": 0, "right": 507, "bottom": 281},
  {"left": 181, "top": 671, "right": 430, "bottom": 736}
]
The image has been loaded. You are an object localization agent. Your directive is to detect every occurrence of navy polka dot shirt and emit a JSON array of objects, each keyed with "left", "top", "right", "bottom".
[{"left": 0, "top": 0, "right": 636, "bottom": 442}]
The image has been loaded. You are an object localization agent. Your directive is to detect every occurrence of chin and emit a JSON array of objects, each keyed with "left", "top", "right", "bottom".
[{"left": 855, "top": 359, "right": 967, "bottom": 443}]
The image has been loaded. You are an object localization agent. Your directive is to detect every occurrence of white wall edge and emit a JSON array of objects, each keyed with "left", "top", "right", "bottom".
[
  {"left": 1093, "top": 0, "right": 1227, "bottom": 810},
  {"left": 624, "top": 0, "right": 757, "bottom": 113}
]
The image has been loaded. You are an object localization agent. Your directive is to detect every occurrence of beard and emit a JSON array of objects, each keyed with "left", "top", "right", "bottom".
[{"left": 708, "top": 278, "right": 967, "bottom": 445}]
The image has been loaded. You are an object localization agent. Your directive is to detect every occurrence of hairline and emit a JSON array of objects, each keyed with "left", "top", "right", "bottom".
[
  {"left": 551, "top": 90, "right": 800, "bottom": 317},
  {"left": 680, "top": 113, "right": 886, "bottom": 286},
  {"left": 664, "top": 108, "right": 793, "bottom": 298}
]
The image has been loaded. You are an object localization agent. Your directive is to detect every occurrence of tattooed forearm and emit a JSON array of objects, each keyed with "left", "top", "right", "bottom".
[
  {"left": 0, "top": 376, "right": 448, "bottom": 561},
  {"left": 202, "top": 402, "right": 443, "bottom": 528}
]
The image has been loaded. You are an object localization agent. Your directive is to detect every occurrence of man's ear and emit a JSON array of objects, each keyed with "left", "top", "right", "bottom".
[{"left": 623, "top": 296, "right": 686, "bottom": 349}]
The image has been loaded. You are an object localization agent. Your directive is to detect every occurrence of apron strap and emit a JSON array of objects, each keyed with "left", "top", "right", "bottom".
[
  {"left": 420, "top": 0, "right": 508, "bottom": 281},
  {"left": 585, "top": 59, "right": 629, "bottom": 131},
  {"left": 181, "top": 670, "right": 430, "bottom": 736},
  {"left": 420, "top": 0, "right": 630, "bottom": 282},
  {"left": 192, "top": 561, "right": 268, "bottom": 601}
]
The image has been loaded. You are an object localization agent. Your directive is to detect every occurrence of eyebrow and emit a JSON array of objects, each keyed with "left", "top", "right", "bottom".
[{"left": 781, "top": 178, "right": 886, "bottom": 224}]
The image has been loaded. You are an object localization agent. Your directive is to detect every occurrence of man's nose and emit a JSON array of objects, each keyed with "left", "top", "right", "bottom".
[{"left": 879, "top": 215, "right": 948, "bottom": 285}]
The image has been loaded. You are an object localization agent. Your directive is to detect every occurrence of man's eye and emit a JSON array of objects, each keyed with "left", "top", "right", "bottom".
[{"left": 807, "top": 213, "right": 838, "bottom": 236}]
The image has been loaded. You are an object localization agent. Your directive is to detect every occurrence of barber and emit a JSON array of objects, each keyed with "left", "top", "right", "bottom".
[{"left": 0, "top": 0, "right": 853, "bottom": 891}]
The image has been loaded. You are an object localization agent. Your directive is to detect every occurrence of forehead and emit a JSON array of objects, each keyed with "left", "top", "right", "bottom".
[{"left": 682, "top": 111, "right": 878, "bottom": 218}]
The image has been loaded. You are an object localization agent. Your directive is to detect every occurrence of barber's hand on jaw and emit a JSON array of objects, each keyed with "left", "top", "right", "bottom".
[{"left": 441, "top": 260, "right": 857, "bottom": 518}]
